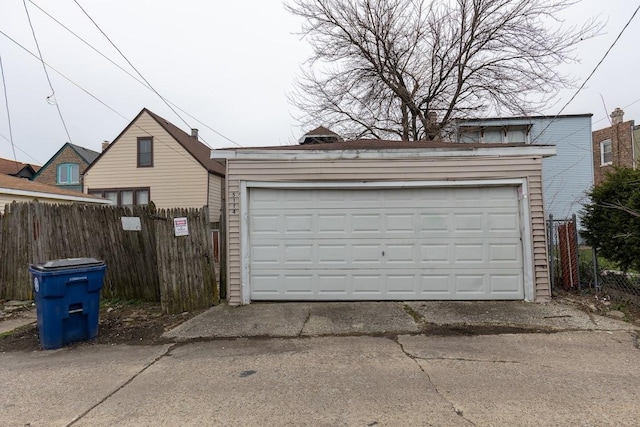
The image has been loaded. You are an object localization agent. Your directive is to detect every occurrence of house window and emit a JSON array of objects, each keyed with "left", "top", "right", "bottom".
[
  {"left": 137, "top": 137, "right": 153, "bottom": 167},
  {"left": 601, "top": 139, "right": 612, "bottom": 165},
  {"left": 89, "top": 188, "right": 150, "bottom": 207},
  {"left": 57, "top": 163, "right": 80, "bottom": 184}
]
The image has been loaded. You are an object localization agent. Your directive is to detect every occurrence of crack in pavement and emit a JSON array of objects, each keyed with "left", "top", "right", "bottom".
[
  {"left": 65, "top": 344, "right": 176, "bottom": 427},
  {"left": 413, "top": 355, "right": 520, "bottom": 364},
  {"left": 393, "top": 337, "right": 476, "bottom": 426},
  {"left": 298, "top": 307, "right": 312, "bottom": 337}
]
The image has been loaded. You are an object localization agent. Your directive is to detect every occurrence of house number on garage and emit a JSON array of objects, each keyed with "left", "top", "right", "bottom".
[{"left": 174, "top": 217, "right": 189, "bottom": 237}]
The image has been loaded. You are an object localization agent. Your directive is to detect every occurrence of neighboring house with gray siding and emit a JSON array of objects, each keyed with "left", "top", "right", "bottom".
[
  {"left": 455, "top": 114, "right": 593, "bottom": 223},
  {"left": 32, "top": 143, "right": 100, "bottom": 192}
]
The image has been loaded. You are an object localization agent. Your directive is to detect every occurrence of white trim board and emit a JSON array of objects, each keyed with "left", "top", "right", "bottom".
[
  {"left": 212, "top": 146, "right": 556, "bottom": 161},
  {"left": 0, "top": 188, "right": 112, "bottom": 204}
]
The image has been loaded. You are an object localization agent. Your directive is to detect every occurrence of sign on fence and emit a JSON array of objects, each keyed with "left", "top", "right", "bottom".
[
  {"left": 0, "top": 202, "right": 217, "bottom": 313},
  {"left": 173, "top": 217, "right": 189, "bottom": 236}
]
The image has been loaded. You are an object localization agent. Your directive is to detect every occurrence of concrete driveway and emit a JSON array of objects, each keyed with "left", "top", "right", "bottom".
[{"left": 1, "top": 301, "right": 639, "bottom": 426}]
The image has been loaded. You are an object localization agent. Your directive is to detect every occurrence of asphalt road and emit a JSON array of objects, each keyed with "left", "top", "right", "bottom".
[{"left": 2, "top": 330, "right": 639, "bottom": 426}]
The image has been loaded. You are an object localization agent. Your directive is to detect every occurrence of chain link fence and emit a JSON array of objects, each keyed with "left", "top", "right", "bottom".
[
  {"left": 548, "top": 214, "right": 640, "bottom": 308},
  {"left": 588, "top": 253, "right": 640, "bottom": 308}
]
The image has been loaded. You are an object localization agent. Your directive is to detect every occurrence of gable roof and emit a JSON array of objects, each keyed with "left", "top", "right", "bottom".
[
  {"left": 0, "top": 157, "right": 40, "bottom": 176},
  {"left": 32, "top": 143, "right": 101, "bottom": 180},
  {"left": 85, "top": 108, "right": 225, "bottom": 176},
  {"left": 305, "top": 126, "right": 341, "bottom": 137},
  {"left": 298, "top": 126, "right": 344, "bottom": 144},
  {"left": 69, "top": 143, "right": 100, "bottom": 164},
  {"left": 0, "top": 173, "right": 109, "bottom": 203}
]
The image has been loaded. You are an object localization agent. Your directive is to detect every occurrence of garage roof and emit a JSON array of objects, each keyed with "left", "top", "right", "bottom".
[{"left": 212, "top": 139, "right": 556, "bottom": 160}]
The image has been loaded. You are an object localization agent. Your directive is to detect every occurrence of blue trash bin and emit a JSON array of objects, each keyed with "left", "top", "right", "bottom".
[{"left": 28, "top": 258, "right": 107, "bottom": 350}]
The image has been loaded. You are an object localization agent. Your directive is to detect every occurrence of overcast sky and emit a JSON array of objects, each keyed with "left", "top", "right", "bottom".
[{"left": 0, "top": 0, "right": 638, "bottom": 165}]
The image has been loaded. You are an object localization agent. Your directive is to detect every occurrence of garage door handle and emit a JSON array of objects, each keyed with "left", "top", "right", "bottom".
[{"left": 382, "top": 251, "right": 385, "bottom": 256}]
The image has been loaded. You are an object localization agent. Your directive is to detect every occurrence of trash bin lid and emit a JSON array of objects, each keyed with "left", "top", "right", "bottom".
[{"left": 31, "top": 257, "right": 105, "bottom": 271}]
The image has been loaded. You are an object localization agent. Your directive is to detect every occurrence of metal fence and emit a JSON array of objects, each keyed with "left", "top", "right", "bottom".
[
  {"left": 547, "top": 214, "right": 582, "bottom": 291},
  {"left": 587, "top": 249, "right": 640, "bottom": 308},
  {"left": 548, "top": 214, "right": 640, "bottom": 308}
]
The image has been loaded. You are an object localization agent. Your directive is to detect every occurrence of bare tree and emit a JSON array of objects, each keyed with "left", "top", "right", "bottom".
[{"left": 286, "top": 0, "right": 600, "bottom": 141}]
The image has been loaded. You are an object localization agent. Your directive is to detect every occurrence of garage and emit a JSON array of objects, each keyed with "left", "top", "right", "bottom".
[
  {"left": 212, "top": 140, "right": 554, "bottom": 305},
  {"left": 249, "top": 185, "right": 524, "bottom": 300}
]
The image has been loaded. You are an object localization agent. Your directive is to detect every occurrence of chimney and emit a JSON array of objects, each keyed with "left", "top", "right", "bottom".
[
  {"left": 191, "top": 128, "right": 199, "bottom": 139},
  {"left": 611, "top": 108, "right": 624, "bottom": 125},
  {"left": 101, "top": 140, "right": 110, "bottom": 151}
]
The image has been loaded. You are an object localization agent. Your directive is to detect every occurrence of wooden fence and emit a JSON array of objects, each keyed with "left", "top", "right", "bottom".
[{"left": 0, "top": 202, "right": 218, "bottom": 313}]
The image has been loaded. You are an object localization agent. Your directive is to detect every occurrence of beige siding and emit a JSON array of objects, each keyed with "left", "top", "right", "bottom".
[
  {"left": 84, "top": 111, "right": 208, "bottom": 210},
  {"left": 207, "top": 174, "right": 223, "bottom": 223},
  {"left": 224, "top": 156, "right": 550, "bottom": 305}
]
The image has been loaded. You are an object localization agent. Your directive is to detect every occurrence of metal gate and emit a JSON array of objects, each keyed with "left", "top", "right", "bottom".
[{"left": 547, "top": 214, "right": 580, "bottom": 290}]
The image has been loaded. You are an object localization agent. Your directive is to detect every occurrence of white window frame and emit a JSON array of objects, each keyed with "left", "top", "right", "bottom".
[{"left": 600, "top": 139, "right": 613, "bottom": 166}]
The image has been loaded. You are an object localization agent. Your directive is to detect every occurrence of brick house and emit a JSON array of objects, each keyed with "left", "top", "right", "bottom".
[
  {"left": 592, "top": 108, "right": 640, "bottom": 186},
  {"left": 32, "top": 143, "right": 100, "bottom": 192}
]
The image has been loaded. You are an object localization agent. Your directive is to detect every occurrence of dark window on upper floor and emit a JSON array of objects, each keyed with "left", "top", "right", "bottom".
[{"left": 137, "top": 137, "right": 153, "bottom": 167}]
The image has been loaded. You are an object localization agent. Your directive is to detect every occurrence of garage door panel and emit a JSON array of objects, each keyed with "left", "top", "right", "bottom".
[
  {"left": 453, "top": 214, "right": 484, "bottom": 231},
  {"left": 252, "top": 241, "right": 520, "bottom": 270},
  {"left": 420, "top": 244, "right": 450, "bottom": 262},
  {"left": 490, "top": 275, "right": 522, "bottom": 293},
  {"left": 419, "top": 275, "right": 451, "bottom": 293},
  {"left": 317, "top": 275, "right": 349, "bottom": 294},
  {"left": 249, "top": 186, "right": 524, "bottom": 301},
  {"left": 490, "top": 244, "right": 521, "bottom": 262},
  {"left": 489, "top": 213, "right": 519, "bottom": 231},
  {"left": 455, "top": 275, "right": 486, "bottom": 293},
  {"left": 250, "top": 271, "right": 524, "bottom": 300},
  {"left": 352, "top": 275, "right": 383, "bottom": 293}
]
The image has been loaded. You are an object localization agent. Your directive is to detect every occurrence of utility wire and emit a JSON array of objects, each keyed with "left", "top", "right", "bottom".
[
  {"left": 27, "top": 0, "right": 241, "bottom": 147},
  {"left": 533, "top": 3, "right": 640, "bottom": 142},
  {"left": 0, "top": 132, "right": 43, "bottom": 164},
  {"left": 0, "top": 30, "right": 206, "bottom": 170},
  {"left": 73, "top": 0, "right": 222, "bottom": 149},
  {"left": 0, "top": 55, "right": 19, "bottom": 171},
  {"left": 22, "top": 0, "right": 73, "bottom": 144}
]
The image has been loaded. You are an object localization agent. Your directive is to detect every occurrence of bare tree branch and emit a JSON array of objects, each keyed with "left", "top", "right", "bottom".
[{"left": 286, "top": 0, "right": 601, "bottom": 140}]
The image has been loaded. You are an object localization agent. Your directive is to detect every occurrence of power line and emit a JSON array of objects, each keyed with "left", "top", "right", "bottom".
[
  {"left": 0, "top": 29, "right": 206, "bottom": 170},
  {"left": 533, "top": 3, "right": 640, "bottom": 143},
  {"left": 22, "top": 0, "right": 73, "bottom": 144},
  {"left": 0, "top": 132, "right": 43, "bottom": 164},
  {"left": 72, "top": 0, "right": 216, "bottom": 148},
  {"left": 26, "top": 0, "right": 241, "bottom": 147},
  {"left": 0, "top": 55, "right": 19, "bottom": 171}
]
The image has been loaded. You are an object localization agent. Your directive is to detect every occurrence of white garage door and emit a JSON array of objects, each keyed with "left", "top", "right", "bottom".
[{"left": 248, "top": 186, "right": 524, "bottom": 300}]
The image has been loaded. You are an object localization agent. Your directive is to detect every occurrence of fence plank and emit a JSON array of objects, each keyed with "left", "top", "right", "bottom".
[
  {"left": 155, "top": 207, "right": 217, "bottom": 314},
  {"left": 0, "top": 202, "right": 217, "bottom": 312}
]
